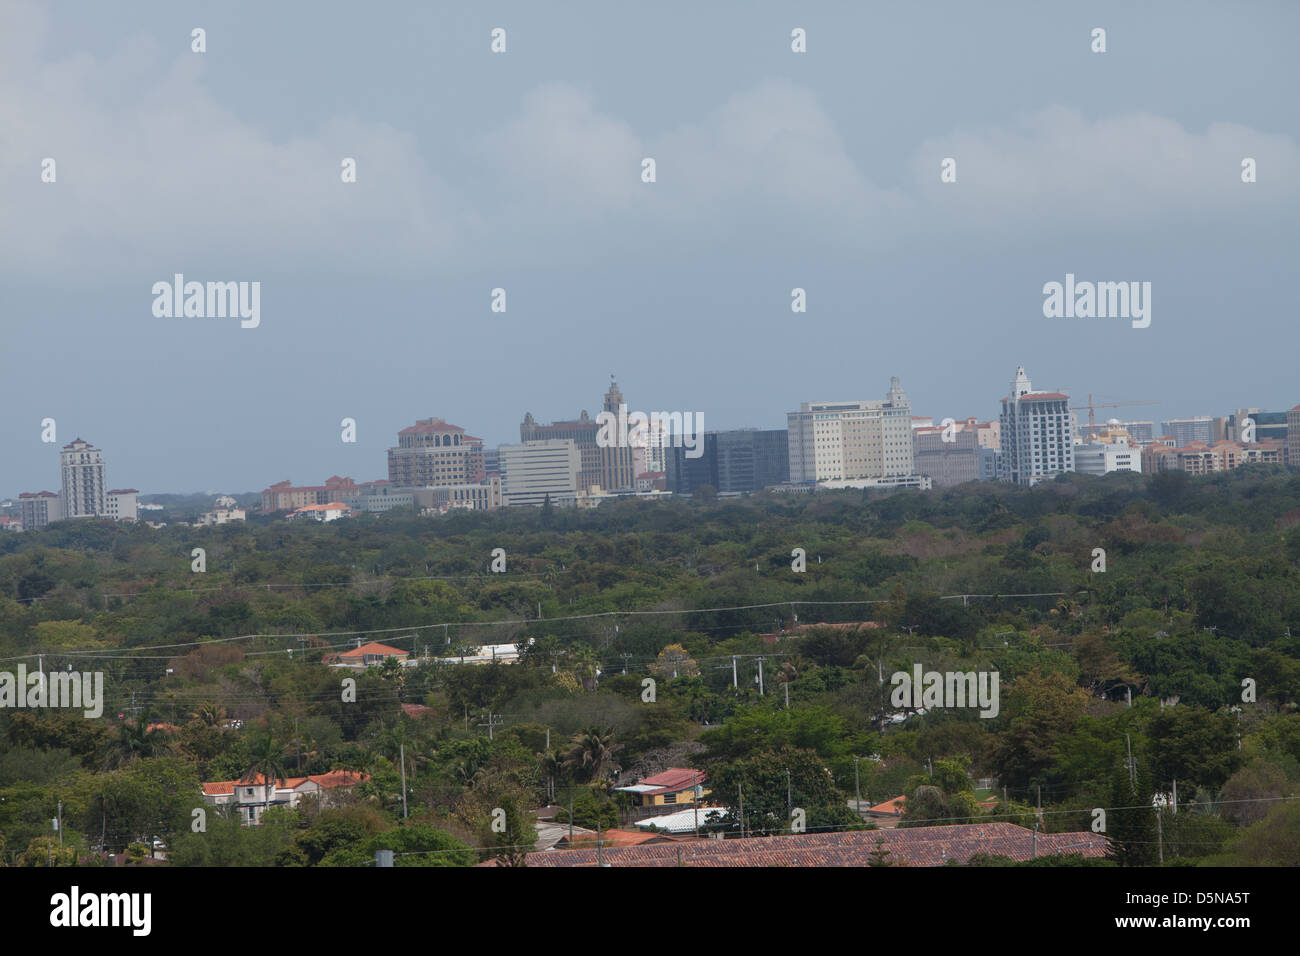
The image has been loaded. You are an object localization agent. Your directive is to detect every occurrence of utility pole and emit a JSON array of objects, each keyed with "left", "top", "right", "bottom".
[
  {"left": 1125, "top": 734, "right": 1136, "bottom": 786},
  {"left": 784, "top": 682, "right": 790, "bottom": 709},
  {"left": 756, "top": 657, "right": 765, "bottom": 696},
  {"left": 693, "top": 771, "right": 700, "bottom": 838},
  {"left": 399, "top": 742, "right": 408, "bottom": 819},
  {"left": 1172, "top": 778, "right": 1178, "bottom": 815},
  {"left": 545, "top": 727, "right": 550, "bottom": 751},
  {"left": 731, "top": 656, "right": 738, "bottom": 689},
  {"left": 477, "top": 712, "right": 502, "bottom": 740},
  {"left": 569, "top": 790, "right": 574, "bottom": 844},
  {"left": 57, "top": 800, "right": 63, "bottom": 845},
  {"left": 1156, "top": 808, "right": 1164, "bottom": 864},
  {"left": 738, "top": 783, "right": 745, "bottom": 839},
  {"left": 854, "top": 757, "right": 861, "bottom": 816},
  {"left": 786, "top": 769, "right": 792, "bottom": 817}
]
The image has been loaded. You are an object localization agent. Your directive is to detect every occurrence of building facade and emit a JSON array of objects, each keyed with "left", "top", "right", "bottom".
[
  {"left": 787, "top": 377, "right": 915, "bottom": 483},
  {"left": 1073, "top": 441, "right": 1139, "bottom": 476},
  {"left": 262, "top": 476, "right": 388, "bottom": 512},
  {"left": 105, "top": 489, "right": 139, "bottom": 521},
  {"left": 665, "top": 428, "right": 790, "bottom": 495},
  {"left": 19, "top": 491, "right": 62, "bottom": 530},
  {"left": 1142, "top": 439, "right": 1286, "bottom": 475},
  {"left": 499, "top": 439, "right": 581, "bottom": 506},
  {"left": 387, "top": 418, "right": 486, "bottom": 487},
  {"left": 997, "top": 367, "right": 1075, "bottom": 486},
  {"left": 913, "top": 426, "right": 983, "bottom": 487},
  {"left": 60, "top": 438, "right": 106, "bottom": 518},
  {"left": 1159, "top": 417, "right": 1214, "bottom": 448},
  {"left": 1289, "top": 405, "right": 1300, "bottom": 468}
]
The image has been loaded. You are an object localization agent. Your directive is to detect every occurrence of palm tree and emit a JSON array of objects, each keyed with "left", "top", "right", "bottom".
[
  {"left": 241, "top": 733, "right": 289, "bottom": 825},
  {"left": 564, "top": 727, "right": 623, "bottom": 783},
  {"left": 537, "top": 749, "right": 565, "bottom": 803},
  {"left": 103, "top": 715, "right": 168, "bottom": 769},
  {"left": 192, "top": 701, "right": 226, "bottom": 728},
  {"left": 779, "top": 654, "right": 810, "bottom": 686}
]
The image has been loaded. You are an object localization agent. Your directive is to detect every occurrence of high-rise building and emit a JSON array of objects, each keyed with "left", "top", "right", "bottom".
[
  {"left": 521, "top": 380, "right": 638, "bottom": 492},
  {"left": 665, "top": 429, "right": 789, "bottom": 495},
  {"left": 1121, "top": 421, "right": 1156, "bottom": 444},
  {"left": 60, "top": 438, "right": 106, "bottom": 518},
  {"left": 599, "top": 379, "right": 636, "bottom": 492},
  {"left": 387, "top": 418, "right": 486, "bottom": 487},
  {"left": 1288, "top": 405, "right": 1300, "bottom": 468},
  {"left": 1159, "top": 417, "right": 1213, "bottom": 448},
  {"left": 913, "top": 427, "right": 983, "bottom": 487},
  {"left": 998, "top": 367, "right": 1075, "bottom": 486},
  {"left": 521, "top": 413, "right": 600, "bottom": 489},
  {"left": 1226, "top": 408, "right": 1288, "bottom": 444},
  {"left": 787, "top": 377, "right": 914, "bottom": 483},
  {"left": 499, "top": 440, "right": 581, "bottom": 506}
]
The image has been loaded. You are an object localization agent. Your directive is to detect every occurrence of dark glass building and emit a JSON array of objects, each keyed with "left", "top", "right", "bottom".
[{"left": 666, "top": 429, "right": 789, "bottom": 495}]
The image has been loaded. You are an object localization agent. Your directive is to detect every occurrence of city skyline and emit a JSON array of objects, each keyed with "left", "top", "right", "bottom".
[{"left": 6, "top": 369, "right": 1295, "bottom": 502}]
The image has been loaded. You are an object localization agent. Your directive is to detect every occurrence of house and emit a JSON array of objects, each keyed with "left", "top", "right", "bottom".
[
  {"left": 511, "top": 822, "right": 1110, "bottom": 867},
  {"left": 326, "top": 641, "right": 411, "bottom": 669},
  {"left": 615, "top": 768, "right": 710, "bottom": 815},
  {"left": 632, "top": 805, "right": 727, "bottom": 835},
  {"left": 866, "top": 795, "right": 906, "bottom": 827},
  {"left": 556, "top": 828, "right": 683, "bottom": 849},
  {"left": 201, "top": 770, "right": 369, "bottom": 826}
]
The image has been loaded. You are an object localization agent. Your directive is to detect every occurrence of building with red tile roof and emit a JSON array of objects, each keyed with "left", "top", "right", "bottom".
[
  {"left": 508, "top": 822, "right": 1108, "bottom": 867},
  {"left": 326, "top": 641, "right": 410, "bottom": 669},
  {"left": 201, "top": 770, "right": 369, "bottom": 826}
]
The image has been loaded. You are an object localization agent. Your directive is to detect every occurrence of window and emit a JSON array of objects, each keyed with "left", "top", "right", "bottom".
[{"left": 663, "top": 792, "right": 677, "bottom": 804}]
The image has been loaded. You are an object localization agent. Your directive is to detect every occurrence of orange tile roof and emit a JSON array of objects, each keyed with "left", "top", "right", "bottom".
[
  {"left": 338, "top": 641, "right": 410, "bottom": 659},
  {"left": 509, "top": 823, "right": 1109, "bottom": 867},
  {"left": 869, "top": 795, "right": 906, "bottom": 815},
  {"left": 202, "top": 770, "right": 369, "bottom": 795}
]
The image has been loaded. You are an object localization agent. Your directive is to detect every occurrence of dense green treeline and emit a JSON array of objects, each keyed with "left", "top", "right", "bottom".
[{"left": 2, "top": 466, "right": 1299, "bottom": 866}]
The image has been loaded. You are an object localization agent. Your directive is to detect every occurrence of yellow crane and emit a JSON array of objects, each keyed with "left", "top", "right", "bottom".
[{"left": 1070, "top": 395, "right": 1160, "bottom": 441}]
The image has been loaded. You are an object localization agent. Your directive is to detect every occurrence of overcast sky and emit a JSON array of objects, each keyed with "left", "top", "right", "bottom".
[{"left": 2, "top": 0, "right": 1297, "bottom": 496}]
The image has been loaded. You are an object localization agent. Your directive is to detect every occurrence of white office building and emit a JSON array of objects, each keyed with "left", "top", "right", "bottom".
[
  {"left": 499, "top": 439, "right": 581, "bottom": 506},
  {"left": 787, "top": 377, "right": 915, "bottom": 483},
  {"left": 998, "top": 367, "right": 1076, "bottom": 486},
  {"left": 1073, "top": 440, "right": 1139, "bottom": 476}
]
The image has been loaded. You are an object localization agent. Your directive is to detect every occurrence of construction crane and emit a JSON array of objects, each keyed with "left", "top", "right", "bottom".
[{"left": 1070, "top": 395, "right": 1160, "bottom": 441}]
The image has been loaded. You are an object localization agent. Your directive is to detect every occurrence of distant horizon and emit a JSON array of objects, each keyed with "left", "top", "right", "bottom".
[{"left": 4, "top": 1, "right": 1296, "bottom": 493}]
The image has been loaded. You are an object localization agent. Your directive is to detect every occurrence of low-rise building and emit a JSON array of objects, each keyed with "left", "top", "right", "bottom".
[
  {"left": 288, "top": 501, "right": 353, "bottom": 522},
  {"left": 615, "top": 768, "right": 710, "bottom": 816},
  {"left": 201, "top": 770, "right": 369, "bottom": 826},
  {"left": 1073, "top": 440, "right": 1139, "bottom": 476},
  {"left": 326, "top": 641, "right": 410, "bottom": 669}
]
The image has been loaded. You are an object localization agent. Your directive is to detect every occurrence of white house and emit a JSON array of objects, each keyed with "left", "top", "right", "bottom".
[{"left": 202, "top": 770, "right": 369, "bottom": 826}]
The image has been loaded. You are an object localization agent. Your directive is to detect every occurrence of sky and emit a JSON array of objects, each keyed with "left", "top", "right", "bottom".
[{"left": 2, "top": 0, "right": 1297, "bottom": 496}]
